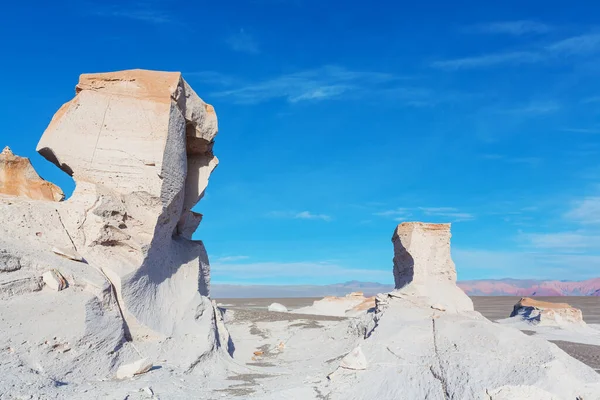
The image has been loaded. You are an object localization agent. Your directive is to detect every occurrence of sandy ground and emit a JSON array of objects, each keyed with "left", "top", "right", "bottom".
[{"left": 217, "top": 295, "right": 600, "bottom": 374}]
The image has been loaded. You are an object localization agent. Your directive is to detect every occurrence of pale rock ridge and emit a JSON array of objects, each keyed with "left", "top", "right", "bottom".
[
  {"left": 510, "top": 297, "right": 585, "bottom": 326},
  {"left": 0, "top": 69, "right": 228, "bottom": 388},
  {"left": 392, "top": 222, "right": 473, "bottom": 312},
  {"left": 0, "top": 146, "right": 64, "bottom": 201},
  {"left": 292, "top": 291, "right": 375, "bottom": 317}
]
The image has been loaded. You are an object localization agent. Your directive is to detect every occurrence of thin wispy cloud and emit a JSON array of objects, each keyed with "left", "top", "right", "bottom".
[
  {"left": 432, "top": 33, "right": 600, "bottom": 70},
  {"left": 515, "top": 196, "right": 600, "bottom": 258},
  {"left": 187, "top": 65, "right": 428, "bottom": 105},
  {"left": 226, "top": 29, "right": 260, "bottom": 54},
  {"left": 373, "top": 208, "right": 411, "bottom": 222},
  {"left": 546, "top": 33, "right": 600, "bottom": 55},
  {"left": 92, "top": 2, "right": 174, "bottom": 25},
  {"left": 268, "top": 210, "right": 332, "bottom": 222},
  {"left": 454, "top": 248, "right": 600, "bottom": 280},
  {"left": 582, "top": 96, "right": 600, "bottom": 104},
  {"left": 214, "top": 255, "right": 250, "bottom": 262},
  {"left": 294, "top": 211, "right": 332, "bottom": 221},
  {"left": 431, "top": 51, "right": 542, "bottom": 70},
  {"left": 373, "top": 208, "right": 409, "bottom": 217},
  {"left": 520, "top": 231, "right": 600, "bottom": 252},
  {"left": 564, "top": 197, "right": 600, "bottom": 224},
  {"left": 469, "top": 20, "right": 552, "bottom": 35},
  {"left": 499, "top": 101, "right": 560, "bottom": 115},
  {"left": 560, "top": 127, "right": 600, "bottom": 134},
  {"left": 483, "top": 155, "right": 545, "bottom": 168},
  {"left": 373, "top": 207, "right": 473, "bottom": 222},
  {"left": 420, "top": 207, "right": 475, "bottom": 222}
]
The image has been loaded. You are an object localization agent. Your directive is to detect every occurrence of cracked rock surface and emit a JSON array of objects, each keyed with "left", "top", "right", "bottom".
[{"left": 0, "top": 69, "right": 232, "bottom": 398}]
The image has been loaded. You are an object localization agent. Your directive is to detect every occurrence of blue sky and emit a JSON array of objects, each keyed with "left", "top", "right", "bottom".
[{"left": 2, "top": 0, "right": 600, "bottom": 284}]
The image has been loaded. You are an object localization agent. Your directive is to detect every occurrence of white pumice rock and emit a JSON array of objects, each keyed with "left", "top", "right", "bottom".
[
  {"left": 339, "top": 346, "right": 367, "bottom": 370},
  {"left": 267, "top": 303, "right": 288, "bottom": 312},
  {"left": 42, "top": 269, "right": 67, "bottom": 291},
  {"left": 116, "top": 358, "right": 153, "bottom": 379}
]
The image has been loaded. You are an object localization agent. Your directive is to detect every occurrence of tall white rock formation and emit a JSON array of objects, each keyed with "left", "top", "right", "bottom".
[
  {"left": 0, "top": 70, "right": 229, "bottom": 386},
  {"left": 392, "top": 222, "right": 473, "bottom": 312}
]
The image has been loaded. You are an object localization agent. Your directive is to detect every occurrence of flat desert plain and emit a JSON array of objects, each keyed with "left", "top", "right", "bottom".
[{"left": 217, "top": 296, "right": 600, "bottom": 373}]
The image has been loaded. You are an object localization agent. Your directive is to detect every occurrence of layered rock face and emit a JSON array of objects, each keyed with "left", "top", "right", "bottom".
[
  {"left": 392, "top": 222, "right": 473, "bottom": 312},
  {"left": 36, "top": 70, "right": 219, "bottom": 343},
  {"left": 0, "top": 146, "right": 64, "bottom": 201},
  {"left": 510, "top": 297, "right": 584, "bottom": 325},
  {"left": 0, "top": 69, "right": 228, "bottom": 386}
]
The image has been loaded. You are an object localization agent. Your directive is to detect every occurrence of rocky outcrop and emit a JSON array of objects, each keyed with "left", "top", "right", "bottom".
[
  {"left": 292, "top": 292, "right": 375, "bottom": 317},
  {"left": 268, "top": 302, "right": 288, "bottom": 312},
  {"left": 510, "top": 297, "right": 584, "bottom": 325},
  {"left": 0, "top": 146, "right": 64, "bottom": 201},
  {"left": 392, "top": 222, "right": 473, "bottom": 312},
  {"left": 323, "top": 222, "right": 600, "bottom": 399},
  {"left": 0, "top": 69, "right": 228, "bottom": 388}
]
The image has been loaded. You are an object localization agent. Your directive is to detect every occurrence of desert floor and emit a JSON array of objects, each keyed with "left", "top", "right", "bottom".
[{"left": 217, "top": 296, "right": 600, "bottom": 373}]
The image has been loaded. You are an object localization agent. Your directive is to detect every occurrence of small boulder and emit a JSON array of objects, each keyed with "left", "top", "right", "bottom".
[
  {"left": 42, "top": 269, "right": 67, "bottom": 291},
  {"left": 268, "top": 302, "right": 288, "bottom": 312},
  {"left": 116, "top": 358, "right": 153, "bottom": 379},
  {"left": 340, "top": 346, "right": 367, "bottom": 370}
]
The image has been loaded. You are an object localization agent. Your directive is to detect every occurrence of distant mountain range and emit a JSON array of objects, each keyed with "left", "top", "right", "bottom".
[
  {"left": 457, "top": 278, "right": 600, "bottom": 296},
  {"left": 211, "top": 278, "right": 600, "bottom": 298}
]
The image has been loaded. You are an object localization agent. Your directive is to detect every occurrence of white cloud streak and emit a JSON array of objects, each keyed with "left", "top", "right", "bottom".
[
  {"left": 214, "top": 255, "right": 250, "bottom": 262},
  {"left": 453, "top": 248, "right": 600, "bottom": 280},
  {"left": 469, "top": 20, "right": 552, "bottom": 35},
  {"left": 92, "top": 2, "right": 175, "bottom": 25},
  {"left": 268, "top": 210, "right": 332, "bottom": 222},
  {"left": 521, "top": 231, "right": 600, "bottom": 252},
  {"left": 499, "top": 101, "right": 560, "bottom": 115},
  {"left": 564, "top": 197, "right": 600, "bottom": 224},
  {"left": 187, "top": 65, "right": 433, "bottom": 105},
  {"left": 419, "top": 207, "right": 475, "bottom": 222},
  {"left": 431, "top": 51, "right": 542, "bottom": 70},
  {"left": 373, "top": 207, "right": 474, "bottom": 222},
  {"left": 432, "top": 33, "right": 600, "bottom": 70}
]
